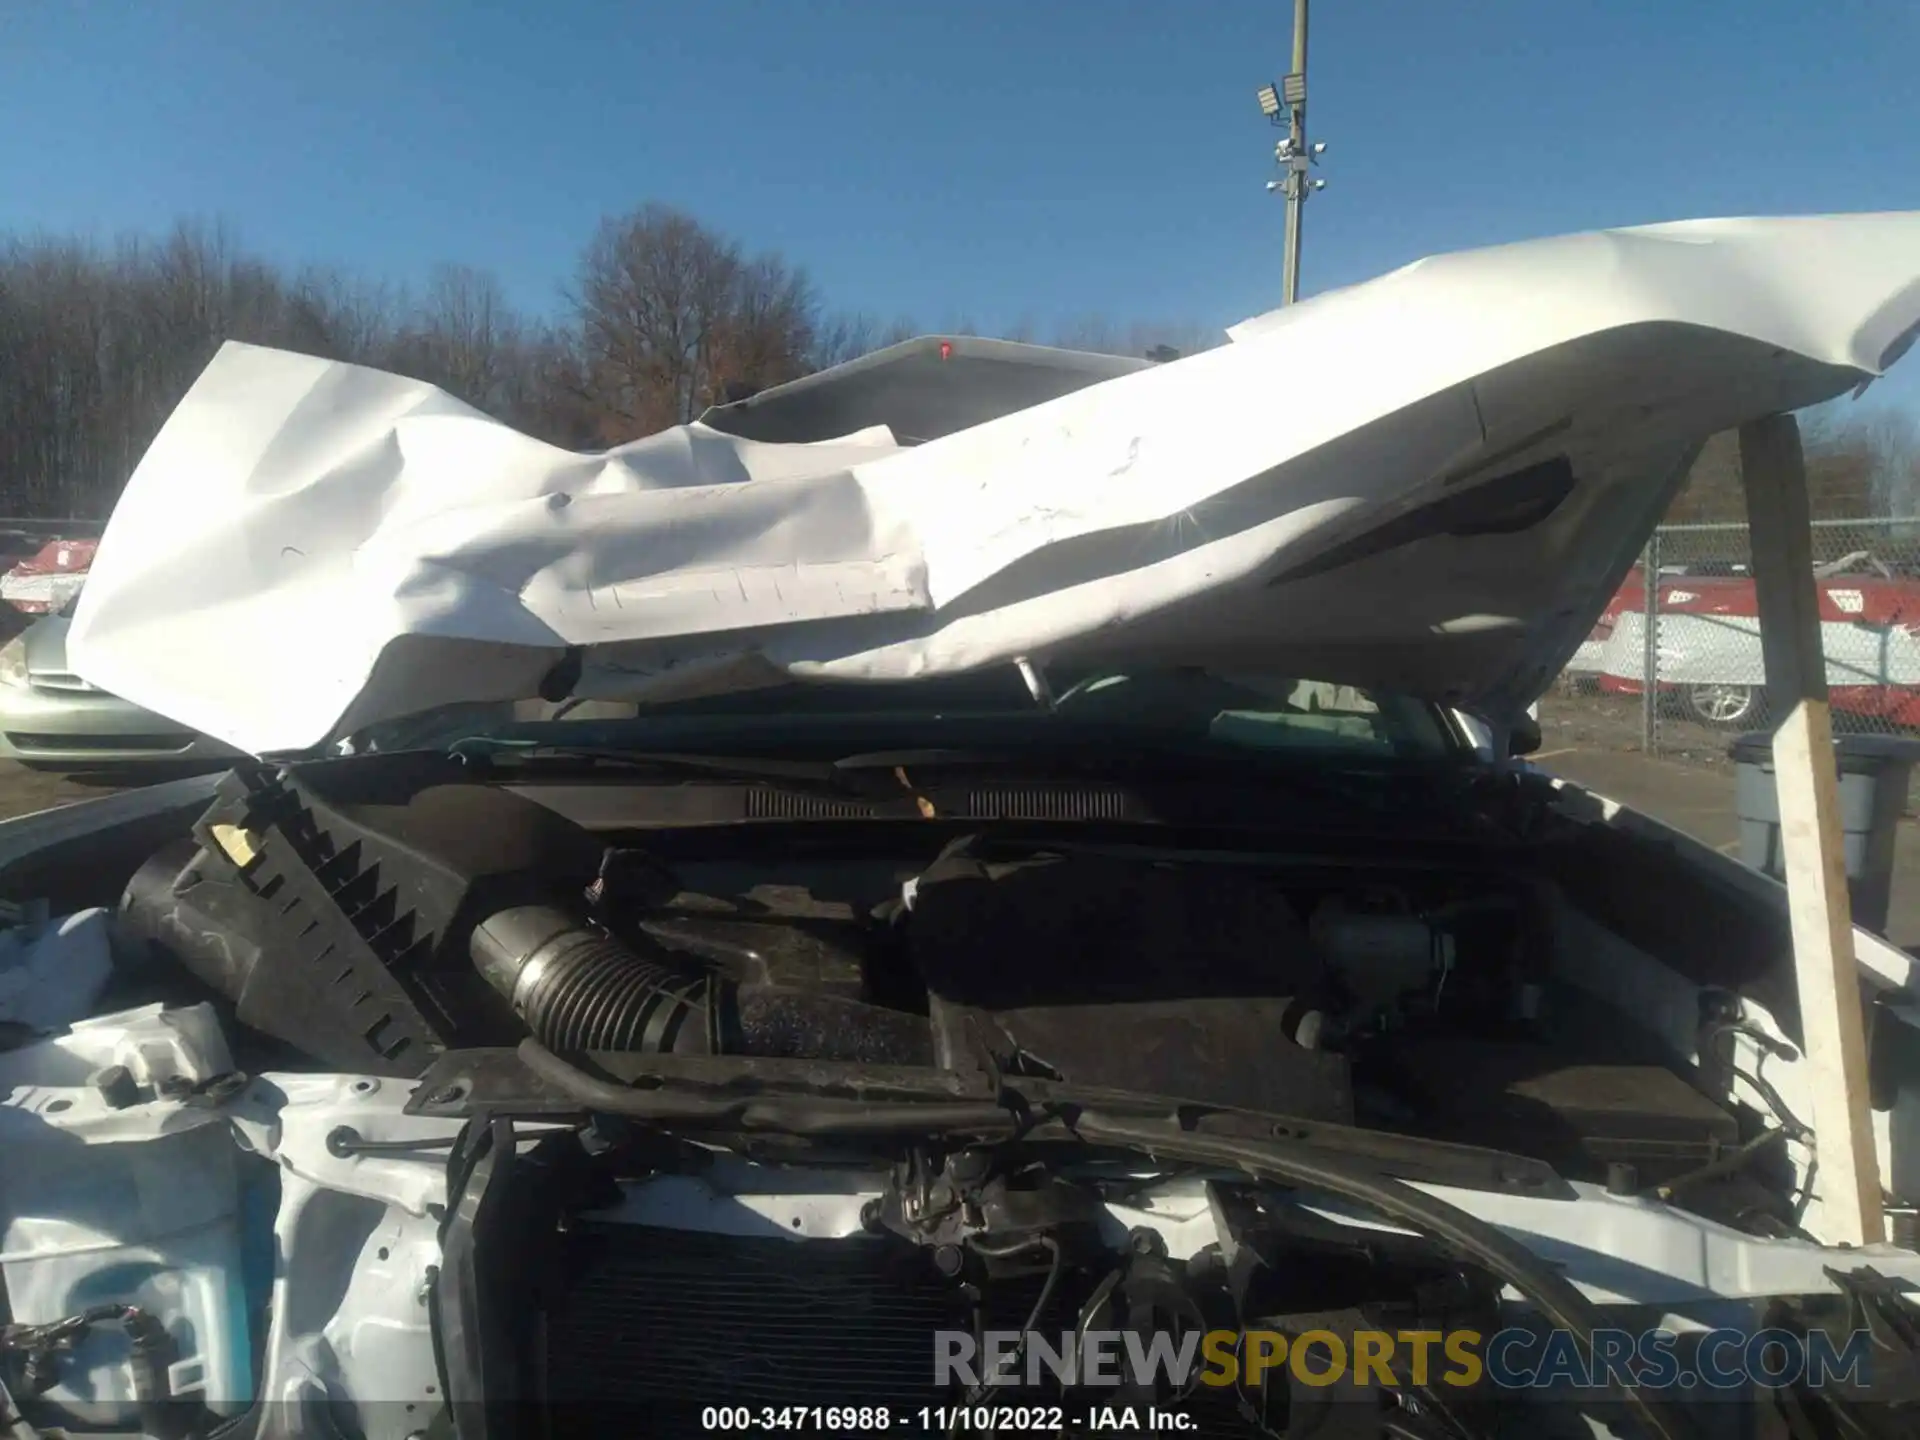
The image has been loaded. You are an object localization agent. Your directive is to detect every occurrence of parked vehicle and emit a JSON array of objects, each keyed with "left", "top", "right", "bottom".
[
  {"left": 0, "top": 590, "right": 237, "bottom": 771},
  {"left": 0, "top": 536, "right": 96, "bottom": 616},
  {"left": 6, "top": 214, "right": 1920, "bottom": 1439},
  {"left": 1567, "top": 560, "right": 1920, "bottom": 728}
]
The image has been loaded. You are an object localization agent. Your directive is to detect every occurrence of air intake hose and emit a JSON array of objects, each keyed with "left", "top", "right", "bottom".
[
  {"left": 471, "top": 905, "right": 932, "bottom": 1064},
  {"left": 473, "top": 906, "right": 719, "bottom": 1054}
]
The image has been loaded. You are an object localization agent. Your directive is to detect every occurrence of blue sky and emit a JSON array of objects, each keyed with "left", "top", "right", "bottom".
[{"left": 2, "top": 0, "right": 1916, "bottom": 403}]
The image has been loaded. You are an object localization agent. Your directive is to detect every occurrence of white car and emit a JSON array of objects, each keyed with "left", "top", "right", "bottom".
[
  {"left": 0, "top": 591, "right": 238, "bottom": 771},
  {"left": 6, "top": 213, "right": 1920, "bottom": 1440}
]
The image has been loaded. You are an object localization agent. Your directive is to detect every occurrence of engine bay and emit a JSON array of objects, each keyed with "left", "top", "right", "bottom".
[
  {"left": 113, "top": 763, "right": 1746, "bottom": 1192},
  {"left": 1, "top": 759, "right": 1867, "bottom": 1440}
]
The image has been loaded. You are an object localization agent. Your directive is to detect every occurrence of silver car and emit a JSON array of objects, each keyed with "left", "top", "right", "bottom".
[{"left": 0, "top": 592, "right": 236, "bottom": 771}]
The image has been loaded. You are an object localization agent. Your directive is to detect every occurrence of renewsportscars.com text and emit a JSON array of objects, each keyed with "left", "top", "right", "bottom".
[{"left": 936, "top": 1326, "right": 1873, "bottom": 1393}]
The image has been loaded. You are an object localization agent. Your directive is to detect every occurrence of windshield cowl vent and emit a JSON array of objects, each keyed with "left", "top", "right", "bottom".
[
  {"left": 740, "top": 785, "right": 1136, "bottom": 822},
  {"left": 963, "top": 786, "right": 1133, "bottom": 821},
  {"left": 741, "top": 790, "right": 887, "bottom": 821}
]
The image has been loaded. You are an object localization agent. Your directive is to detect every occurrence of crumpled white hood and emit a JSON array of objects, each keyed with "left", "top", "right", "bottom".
[{"left": 71, "top": 213, "right": 1920, "bottom": 756}]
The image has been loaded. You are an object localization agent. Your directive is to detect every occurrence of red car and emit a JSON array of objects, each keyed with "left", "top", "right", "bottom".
[
  {"left": 1568, "top": 559, "right": 1920, "bottom": 728},
  {"left": 0, "top": 537, "right": 97, "bottom": 617}
]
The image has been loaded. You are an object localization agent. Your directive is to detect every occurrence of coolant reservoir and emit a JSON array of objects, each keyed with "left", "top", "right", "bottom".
[
  {"left": 0, "top": 1002, "right": 254, "bottom": 1427},
  {"left": 1308, "top": 894, "right": 1438, "bottom": 1011}
]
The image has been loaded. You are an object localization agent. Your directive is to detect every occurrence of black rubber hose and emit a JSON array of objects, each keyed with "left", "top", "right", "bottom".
[
  {"left": 1068, "top": 1115, "right": 1701, "bottom": 1440},
  {"left": 516, "top": 1038, "right": 1014, "bottom": 1136},
  {"left": 1, "top": 1304, "right": 185, "bottom": 1440},
  {"left": 474, "top": 905, "right": 933, "bottom": 1064},
  {"left": 117, "top": 1305, "right": 184, "bottom": 1440},
  {"left": 474, "top": 906, "right": 721, "bottom": 1054},
  {"left": 1730, "top": 1064, "right": 1815, "bottom": 1145},
  {"left": 959, "top": 1235, "right": 1063, "bottom": 1413},
  {"left": 1655, "top": 1128, "right": 1788, "bottom": 1200}
]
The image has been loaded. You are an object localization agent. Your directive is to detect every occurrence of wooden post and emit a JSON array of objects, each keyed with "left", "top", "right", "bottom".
[
  {"left": 1641, "top": 533, "right": 1660, "bottom": 752},
  {"left": 1740, "top": 413, "right": 1884, "bottom": 1246}
]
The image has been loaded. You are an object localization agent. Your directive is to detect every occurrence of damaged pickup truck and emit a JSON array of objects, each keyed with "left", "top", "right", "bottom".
[{"left": 7, "top": 213, "right": 1920, "bottom": 1440}]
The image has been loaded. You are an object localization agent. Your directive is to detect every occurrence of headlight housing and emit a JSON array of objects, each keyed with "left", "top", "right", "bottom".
[{"left": 0, "top": 637, "right": 29, "bottom": 689}]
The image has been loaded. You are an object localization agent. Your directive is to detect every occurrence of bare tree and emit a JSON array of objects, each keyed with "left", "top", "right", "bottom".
[
  {"left": 571, "top": 206, "right": 743, "bottom": 436},
  {"left": 386, "top": 264, "right": 526, "bottom": 415},
  {"left": 1806, "top": 405, "right": 1920, "bottom": 517},
  {"left": 1666, "top": 407, "right": 1920, "bottom": 525},
  {"left": 0, "top": 225, "right": 565, "bottom": 514},
  {"left": 498, "top": 325, "right": 604, "bottom": 449},
  {"left": 0, "top": 205, "right": 1241, "bottom": 520},
  {"left": 708, "top": 252, "right": 819, "bottom": 399},
  {"left": 810, "top": 312, "right": 877, "bottom": 370},
  {"left": 1051, "top": 314, "right": 1124, "bottom": 355},
  {"left": 283, "top": 268, "right": 402, "bottom": 364}
]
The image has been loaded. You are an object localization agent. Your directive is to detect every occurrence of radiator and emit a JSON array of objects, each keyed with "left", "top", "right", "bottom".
[{"left": 536, "top": 1223, "right": 1270, "bottom": 1438}]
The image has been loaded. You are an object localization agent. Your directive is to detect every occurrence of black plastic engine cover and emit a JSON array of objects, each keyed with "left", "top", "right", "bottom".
[
  {"left": 1387, "top": 1037, "right": 1740, "bottom": 1183},
  {"left": 906, "top": 839, "right": 1353, "bottom": 1122}
]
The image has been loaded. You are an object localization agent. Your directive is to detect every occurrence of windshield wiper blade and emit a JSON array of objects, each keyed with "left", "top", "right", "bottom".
[
  {"left": 451, "top": 739, "right": 878, "bottom": 796},
  {"left": 830, "top": 747, "right": 1032, "bottom": 772},
  {"left": 830, "top": 743, "right": 1405, "bottom": 812}
]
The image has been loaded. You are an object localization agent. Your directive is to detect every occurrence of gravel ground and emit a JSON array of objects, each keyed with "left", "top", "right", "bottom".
[
  {"left": 1537, "top": 683, "right": 1741, "bottom": 771},
  {"left": 1539, "top": 681, "right": 1920, "bottom": 819}
]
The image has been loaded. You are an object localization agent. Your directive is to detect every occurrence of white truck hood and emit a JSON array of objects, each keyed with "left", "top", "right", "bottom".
[{"left": 70, "top": 212, "right": 1920, "bottom": 756}]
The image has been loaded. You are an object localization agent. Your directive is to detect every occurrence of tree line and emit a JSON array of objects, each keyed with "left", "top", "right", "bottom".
[
  {"left": 1666, "top": 409, "right": 1920, "bottom": 526},
  {"left": 12, "top": 206, "right": 1907, "bottom": 530},
  {"left": 0, "top": 208, "right": 1218, "bottom": 520}
]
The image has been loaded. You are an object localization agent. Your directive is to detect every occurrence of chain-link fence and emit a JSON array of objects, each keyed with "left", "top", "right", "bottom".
[{"left": 1553, "top": 516, "right": 1920, "bottom": 762}]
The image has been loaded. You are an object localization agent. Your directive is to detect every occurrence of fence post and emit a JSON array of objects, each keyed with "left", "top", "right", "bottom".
[{"left": 1641, "top": 532, "right": 1661, "bottom": 753}]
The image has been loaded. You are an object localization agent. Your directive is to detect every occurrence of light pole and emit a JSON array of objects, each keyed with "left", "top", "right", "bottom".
[{"left": 1257, "top": 0, "right": 1325, "bottom": 305}]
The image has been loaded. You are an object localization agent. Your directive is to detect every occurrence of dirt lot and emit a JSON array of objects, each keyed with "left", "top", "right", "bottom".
[
  {"left": 1538, "top": 683, "right": 1743, "bottom": 771},
  {"left": 1539, "top": 682, "right": 1920, "bottom": 809},
  {"left": 0, "top": 763, "right": 128, "bottom": 819},
  {"left": 1534, "top": 686, "right": 1920, "bottom": 946}
]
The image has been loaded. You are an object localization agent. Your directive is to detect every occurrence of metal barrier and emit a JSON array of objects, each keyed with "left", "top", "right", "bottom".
[{"left": 1555, "top": 516, "right": 1920, "bottom": 762}]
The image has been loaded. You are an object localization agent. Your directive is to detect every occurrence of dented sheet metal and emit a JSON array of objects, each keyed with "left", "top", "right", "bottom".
[{"left": 70, "top": 213, "right": 1920, "bottom": 756}]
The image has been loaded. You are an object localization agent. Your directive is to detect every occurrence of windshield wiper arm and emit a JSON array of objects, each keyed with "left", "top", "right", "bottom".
[
  {"left": 514, "top": 1039, "right": 1020, "bottom": 1136},
  {"left": 511, "top": 1042, "right": 1562, "bottom": 1194}
]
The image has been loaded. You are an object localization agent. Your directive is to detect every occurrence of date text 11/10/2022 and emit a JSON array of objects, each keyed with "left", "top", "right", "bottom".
[{"left": 701, "top": 1407, "right": 1194, "bottom": 1432}]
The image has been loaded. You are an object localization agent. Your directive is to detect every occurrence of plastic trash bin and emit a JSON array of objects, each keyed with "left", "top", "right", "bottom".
[{"left": 1729, "top": 731, "right": 1920, "bottom": 934}]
